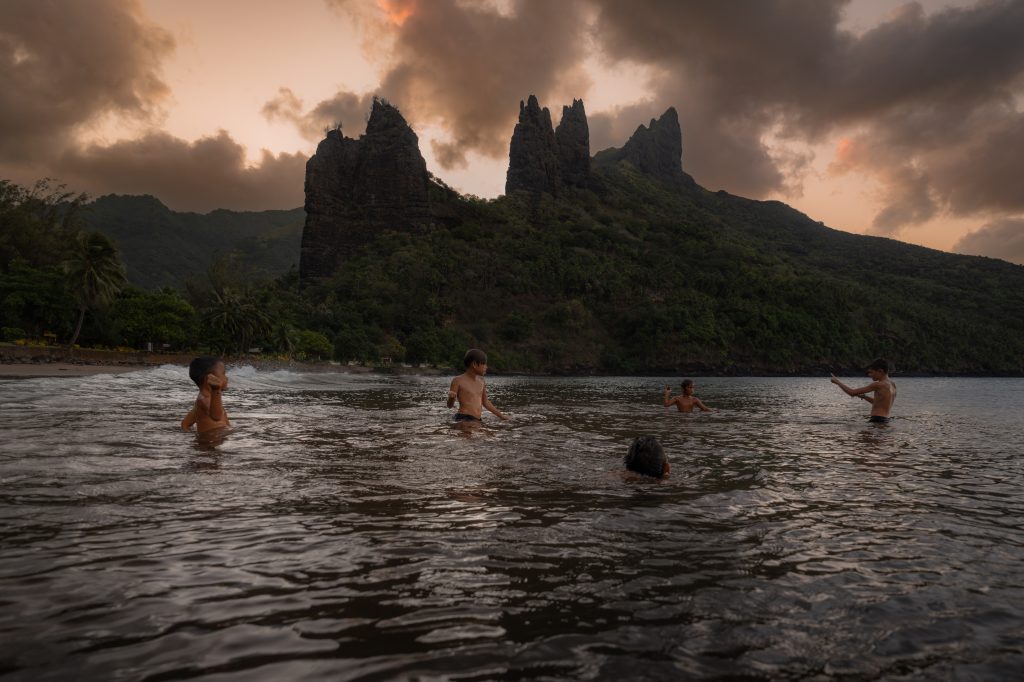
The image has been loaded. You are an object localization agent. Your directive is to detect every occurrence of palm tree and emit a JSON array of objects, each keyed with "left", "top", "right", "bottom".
[
  {"left": 201, "top": 287, "right": 272, "bottom": 354},
  {"left": 63, "top": 231, "right": 127, "bottom": 350}
]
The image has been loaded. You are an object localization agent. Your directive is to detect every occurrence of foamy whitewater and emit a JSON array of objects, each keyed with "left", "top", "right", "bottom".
[{"left": 1, "top": 367, "right": 1022, "bottom": 680}]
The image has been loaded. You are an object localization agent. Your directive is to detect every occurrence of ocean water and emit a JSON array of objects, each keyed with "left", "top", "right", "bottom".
[{"left": 1, "top": 367, "right": 1022, "bottom": 681}]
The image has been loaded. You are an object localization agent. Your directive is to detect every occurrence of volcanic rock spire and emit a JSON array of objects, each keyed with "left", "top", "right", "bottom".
[
  {"left": 555, "top": 99, "right": 590, "bottom": 188},
  {"left": 300, "top": 98, "right": 430, "bottom": 281},
  {"left": 505, "top": 95, "right": 562, "bottom": 196}
]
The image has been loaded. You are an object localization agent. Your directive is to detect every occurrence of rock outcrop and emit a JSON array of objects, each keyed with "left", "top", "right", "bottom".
[
  {"left": 595, "top": 107, "right": 687, "bottom": 185},
  {"left": 505, "top": 95, "right": 562, "bottom": 196},
  {"left": 300, "top": 99, "right": 430, "bottom": 281},
  {"left": 555, "top": 99, "right": 590, "bottom": 188},
  {"left": 505, "top": 95, "right": 594, "bottom": 195},
  {"left": 301, "top": 96, "right": 692, "bottom": 282}
]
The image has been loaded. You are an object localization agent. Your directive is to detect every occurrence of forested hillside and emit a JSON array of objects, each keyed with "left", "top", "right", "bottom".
[{"left": 80, "top": 195, "right": 303, "bottom": 289}]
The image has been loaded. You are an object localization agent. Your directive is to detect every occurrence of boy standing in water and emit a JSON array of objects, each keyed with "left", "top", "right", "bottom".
[
  {"left": 181, "top": 357, "right": 231, "bottom": 432},
  {"left": 663, "top": 379, "right": 714, "bottom": 412},
  {"left": 831, "top": 358, "right": 897, "bottom": 423},
  {"left": 447, "top": 349, "right": 508, "bottom": 422}
]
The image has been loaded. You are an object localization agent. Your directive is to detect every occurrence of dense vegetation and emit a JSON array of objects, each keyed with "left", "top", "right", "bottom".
[
  {"left": 3, "top": 169, "right": 1023, "bottom": 374},
  {"left": 79, "top": 194, "right": 303, "bottom": 290}
]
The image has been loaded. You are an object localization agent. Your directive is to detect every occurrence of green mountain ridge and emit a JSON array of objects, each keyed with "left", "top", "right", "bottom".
[
  {"left": 80, "top": 194, "right": 304, "bottom": 289},
  {"left": 37, "top": 137, "right": 1023, "bottom": 374},
  {"left": 294, "top": 156, "right": 1024, "bottom": 374}
]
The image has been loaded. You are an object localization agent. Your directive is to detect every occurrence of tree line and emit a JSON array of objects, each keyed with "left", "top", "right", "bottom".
[{"left": 3, "top": 170, "right": 1024, "bottom": 375}]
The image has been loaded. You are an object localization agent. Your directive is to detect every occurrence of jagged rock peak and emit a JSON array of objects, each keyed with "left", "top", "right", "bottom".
[
  {"left": 506, "top": 94, "right": 561, "bottom": 196},
  {"left": 299, "top": 97, "right": 430, "bottom": 282},
  {"left": 620, "top": 107, "right": 683, "bottom": 181},
  {"left": 555, "top": 99, "right": 590, "bottom": 188},
  {"left": 366, "top": 97, "right": 411, "bottom": 133}
]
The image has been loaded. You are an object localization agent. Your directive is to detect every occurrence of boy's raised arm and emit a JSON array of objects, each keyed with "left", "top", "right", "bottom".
[
  {"left": 662, "top": 386, "right": 674, "bottom": 407},
  {"left": 206, "top": 374, "right": 225, "bottom": 421},
  {"left": 831, "top": 374, "right": 877, "bottom": 397}
]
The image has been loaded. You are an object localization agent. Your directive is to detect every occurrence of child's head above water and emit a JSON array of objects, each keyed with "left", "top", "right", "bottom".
[
  {"left": 464, "top": 348, "right": 488, "bottom": 370},
  {"left": 681, "top": 379, "right": 694, "bottom": 395},
  {"left": 866, "top": 358, "right": 889, "bottom": 375},
  {"left": 189, "top": 356, "right": 224, "bottom": 387},
  {"left": 624, "top": 436, "right": 670, "bottom": 478}
]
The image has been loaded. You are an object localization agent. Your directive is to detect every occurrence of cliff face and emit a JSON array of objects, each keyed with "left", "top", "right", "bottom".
[
  {"left": 555, "top": 99, "right": 590, "bottom": 188},
  {"left": 505, "top": 95, "right": 594, "bottom": 195},
  {"left": 505, "top": 95, "right": 562, "bottom": 196},
  {"left": 301, "top": 95, "right": 691, "bottom": 282},
  {"left": 300, "top": 99, "right": 430, "bottom": 281},
  {"left": 593, "top": 107, "right": 691, "bottom": 186}
]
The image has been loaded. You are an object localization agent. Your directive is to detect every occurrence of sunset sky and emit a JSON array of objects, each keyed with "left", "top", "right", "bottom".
[{"left": 2, "top": 0, "right": 1023, "bottom": 262}]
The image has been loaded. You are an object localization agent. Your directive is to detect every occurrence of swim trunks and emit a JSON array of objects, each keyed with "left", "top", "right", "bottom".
[
  {"left": 453, "top": 413, "right": 481, "bottom": 422},
  {"left": 868, "top": 415, "right": 891, "bottom": 424}
]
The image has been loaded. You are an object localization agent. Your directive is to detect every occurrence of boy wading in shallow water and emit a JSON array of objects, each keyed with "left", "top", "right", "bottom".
[
  {"left": 831, "top": 358, "right": 897, "bottom": 423},
  {"left": 663, "top": 379, "right": 714, "bottom": 413},
  {"left": 181, "top": 357, "right": 231, "bottom": 433},
  {"left": 447, "top": 349, "right": 508, "bottom": 423}
]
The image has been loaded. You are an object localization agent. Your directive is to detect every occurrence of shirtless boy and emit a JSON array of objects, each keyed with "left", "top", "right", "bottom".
[
  {"left": 447, "top": 349, "right": 508, "bottom": 422},
  {"left": 663, "top": 379, "right": 713, "bottom": 413},
  {"left": 181, "top": 357, "right": 231, "bottom": 433},
  {"left": 830, "top": 358, "right": 896, "bottom": 423}
]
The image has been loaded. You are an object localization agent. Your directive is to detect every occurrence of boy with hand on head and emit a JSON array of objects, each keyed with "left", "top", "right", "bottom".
[
  {"left": 831, "top": 358, "right": 897, "bottom": 423},
  {"left": 664, "top": 379, "right": 713, "bottom": 413},
  {"left": 447, "top": 348, "right": 509, "bottom": 422},
  {"left": 181, "top": 357, "right": 231, "bottom": 432}
]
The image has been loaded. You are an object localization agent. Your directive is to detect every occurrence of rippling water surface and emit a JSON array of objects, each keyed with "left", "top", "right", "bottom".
[{"left": 1, "top": 367, "right": 1023, "bottom": 681}]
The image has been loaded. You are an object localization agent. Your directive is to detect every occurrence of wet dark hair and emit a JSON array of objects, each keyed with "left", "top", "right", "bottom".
[
  {"left": 464, "top": 348, "right": 488, "bottom": 368},
  {"left": 682, "top": 379, "right": 694, "bottom": 389},
  {"left": 867, "top": 358, "right": 889, "bottom": 373},
  {"left": 624, "top": 436, "right": 667, "bottom": 478},
  {"left": 188, "top": 356, "right": 221, "bottom": 387}
]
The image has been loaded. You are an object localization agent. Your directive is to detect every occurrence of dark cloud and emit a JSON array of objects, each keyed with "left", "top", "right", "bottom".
[
  {"left": 0, "top": 0, "right": 174, "bottom": 160},
  {"left": 588, "top": 0, "right": 1024, "bottom": 227},
  {"left": 954, "top": 217, "right": 1024, "bottom": 264},
  {"left": 59, "top": 131, "right": 306, "bottom": 213},
  {"left": 319, "top": 0, "right": 590, "bottom": 169},
  {"left": 262, "top": 87, "right": 374, "bottom": 140},
  {"left": 0, "top": 2, "right": 301, "bottom": 212},
  {"left": 829, "top": 100, "right": 1024, "bottom": 234},
  {"left": 587, "top": 0, "right": 848, "bottom": 195}
]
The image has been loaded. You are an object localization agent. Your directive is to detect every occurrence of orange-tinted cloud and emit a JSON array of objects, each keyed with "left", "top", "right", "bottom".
[
  {"left": 308, "top": 0, "right": 590, "bottom": 169},
  {"left": 379, "top": 0, "right": 417, "bottom": 26},
  {"left": 59, "top": 131, "right": 306, "bottom": 213},
  {"left": 588, "top": 0, "right": 1024, "bottom": 233},
  {"left": 0, "top": 1, "right": 304, "bottom": 212},
  {"left": 0, "top": 0, "right": 174, "bottom": 160},
  {"left": 262, "top": 87, "right": 374, "bottom": 141}
]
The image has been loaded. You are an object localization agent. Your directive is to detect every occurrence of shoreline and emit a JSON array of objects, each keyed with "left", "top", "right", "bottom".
[
  {"left": 3, "top": 344, "right": 1021, "bottom": 379},
  {"left": 2, "top": 358, "right": 1022, "bottom": 380}
]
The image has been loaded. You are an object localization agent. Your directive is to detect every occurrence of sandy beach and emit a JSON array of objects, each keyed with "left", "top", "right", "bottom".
[{"left": 0, "top": 363, "right": 156, "bottom": 379}]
